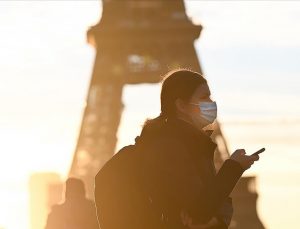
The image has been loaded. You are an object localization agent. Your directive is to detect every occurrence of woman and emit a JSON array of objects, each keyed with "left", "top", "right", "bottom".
[{"left": 135, "top": 69, "right": 260, "bottom": 228}]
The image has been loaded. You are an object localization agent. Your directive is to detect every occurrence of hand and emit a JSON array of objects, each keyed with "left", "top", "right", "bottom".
[
  {"left": 230, "top": 149, "right": 259, "bottom": 170},
  {"left": 181, "top": 211, "right": 219, "bottom": 229}
]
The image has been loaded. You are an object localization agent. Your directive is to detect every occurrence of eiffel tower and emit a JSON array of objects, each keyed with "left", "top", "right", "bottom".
[{"left": 68, "top": 1, "right": 265, "bottom": 228}]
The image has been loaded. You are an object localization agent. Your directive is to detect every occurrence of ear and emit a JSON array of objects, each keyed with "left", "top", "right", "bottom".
[{"left": 175, "top": 98, "right": 187, "bottom": 114}]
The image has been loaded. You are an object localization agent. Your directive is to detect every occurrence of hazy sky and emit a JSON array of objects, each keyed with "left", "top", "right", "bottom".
[{"left": 0, "top": 1, "right": 300, "bottom": 229}]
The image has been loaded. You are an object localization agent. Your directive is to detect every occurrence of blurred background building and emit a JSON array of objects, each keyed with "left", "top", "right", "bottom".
[{"left": 29, "top": 173, "right": 62, "bottom": 229}]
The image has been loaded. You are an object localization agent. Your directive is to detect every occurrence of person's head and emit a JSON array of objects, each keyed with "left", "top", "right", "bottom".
[
  {"left": 65, "top": 177, "right": 86, "bottom": 201},
  {"left": 144, "top": 69, "right": 217, "bottom": 131}
]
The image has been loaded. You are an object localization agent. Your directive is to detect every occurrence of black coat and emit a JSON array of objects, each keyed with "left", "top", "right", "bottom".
[{"left": 135, "top": 117, "right": 244, "bottom": 229}]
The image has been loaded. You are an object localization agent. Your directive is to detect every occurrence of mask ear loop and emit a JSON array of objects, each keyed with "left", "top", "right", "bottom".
[{"left": 189, "top": 102, "right": 200, "bottom": 106}]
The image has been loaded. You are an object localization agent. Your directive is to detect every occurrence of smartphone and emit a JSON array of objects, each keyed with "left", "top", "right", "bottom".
[{"left": 251, "top": 148, "right": 265, "bottom": 156}]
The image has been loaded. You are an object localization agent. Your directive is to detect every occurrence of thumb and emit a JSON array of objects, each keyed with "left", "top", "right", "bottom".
[{"left": 240, "top": 151, "right": 246, "bottom": 155}]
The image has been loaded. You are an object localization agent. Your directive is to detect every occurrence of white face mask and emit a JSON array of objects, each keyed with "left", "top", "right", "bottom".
[{"left": 190, "top": 101, "right": 218, "bottom": 125}]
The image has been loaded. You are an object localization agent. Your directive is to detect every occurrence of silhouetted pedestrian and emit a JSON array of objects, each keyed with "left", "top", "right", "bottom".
[{"left": 45, "top": 178, "right": 99, "bottom": 229}]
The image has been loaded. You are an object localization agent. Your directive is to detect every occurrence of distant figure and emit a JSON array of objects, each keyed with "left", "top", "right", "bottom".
[
  {"left": 95, "top": 69, "right": 260, "bottom": 229},
  {"left": 45, "top": 178, "right": 99, "bottom": 229}
]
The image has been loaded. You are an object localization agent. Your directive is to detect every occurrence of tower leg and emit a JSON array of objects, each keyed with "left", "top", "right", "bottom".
[{"left": 69, "top": 82, "right": 124, "bottom": 198}]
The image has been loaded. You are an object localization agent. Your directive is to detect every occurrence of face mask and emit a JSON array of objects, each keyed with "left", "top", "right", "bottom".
[{"left": 190, "top": 101, "right": 217, "bottom": 125}]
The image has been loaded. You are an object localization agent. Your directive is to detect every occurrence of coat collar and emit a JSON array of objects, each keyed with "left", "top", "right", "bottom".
[
  {"left": 165, "top": 117, "right": 217, "bottom": 158},
  {"left": 135, "top": 117, "right": 217, "bottom": 159}
]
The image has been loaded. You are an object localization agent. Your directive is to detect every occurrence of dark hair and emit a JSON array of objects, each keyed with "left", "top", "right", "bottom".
[{"left": 142, "top": 69, "right": 207, "bottom": 131}]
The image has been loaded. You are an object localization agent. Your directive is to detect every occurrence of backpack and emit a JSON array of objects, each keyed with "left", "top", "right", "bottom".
[{"left": 95, "top": 145, "right": 164, "bottom": 229}]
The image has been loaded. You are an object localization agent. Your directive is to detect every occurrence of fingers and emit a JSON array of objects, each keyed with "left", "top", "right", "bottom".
[
  {"left": 246, "top": 155, "right": 259, "bottom": 169},
  {"left": 232, "top": 149, "right": 260, "bottom": 171},
  {"left": 237, "top": 149, "right": 246, "bottom": 155},
  {"left": 237, "top": 149, "right": 260, "bottom": 160},
  {"left": 249, "top": 155, "right": 259, "bottom": 161}
]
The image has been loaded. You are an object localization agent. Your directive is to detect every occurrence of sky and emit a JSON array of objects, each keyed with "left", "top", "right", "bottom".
[{"left": 0, "top": 1, "right": 300, "bottom": 229}]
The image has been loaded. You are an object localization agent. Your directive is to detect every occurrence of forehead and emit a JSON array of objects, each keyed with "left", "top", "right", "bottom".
[{"left": 192, "top": 83, "right": 211, "bottom": 99}]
